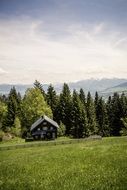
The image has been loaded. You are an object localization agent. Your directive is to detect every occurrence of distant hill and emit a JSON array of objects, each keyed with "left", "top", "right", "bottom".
[
  {"left": 68, "top": 78, "right": 127, "bottom": 93},
  {"left": 0, "top": 84, "right": 53, "bottom": 96},
  {"left": 52, "top": 78, "right": 127, "bottom": 95},
  {"left": 0, "top": 84, "right": 33, "bottom": 95},
  {"left": 100, "top": 81, "right": 127, "bottom": 98},
  {"left": 113, "top": 82, "right": 127, "bottom": 89},
  {"left": 0, "top": 78, "right": 127, "bottom": 96}
]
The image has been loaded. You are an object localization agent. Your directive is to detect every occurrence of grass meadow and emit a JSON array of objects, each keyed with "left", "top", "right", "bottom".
[{"left": 0, "top": 137, "right": 127, "bottom": 190}]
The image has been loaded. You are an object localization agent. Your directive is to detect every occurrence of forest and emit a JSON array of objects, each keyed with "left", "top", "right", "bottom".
[{"left": 0, "top": 80, "right": 127, "bottom": 141}]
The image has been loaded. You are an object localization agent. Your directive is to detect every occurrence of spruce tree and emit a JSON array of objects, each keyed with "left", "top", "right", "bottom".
[
  {"left": 86, "top": 92, "right": 97, "bottom": 135},
  {"left": 34, "top": 80, "right": 46, "bottom": 99},
  {"left": 56, "top": 83, "right": 72, "bottom": 135},
  {"left": 71, "top": 90, "right": 88, "bottom": 138},
  {"left": 96, "top": 97, "right": 109, "bottom": 136},
  {"left": 106, "top": 95, "right": 112, "bottom": 136},
  {"left": 79, "top": 88, "right": 86, "bottom": 107},
  {"left": 94, "top": 92, "right": 99, "bottom": 112},
  {"left": 94, "top": 91, "right": 99, "bottom": 128},
  {"left": 46, "top": 84, "right": 58, "bottom": 120},
  {"left": 4, "top": 87, "right": 21, "bottom": 130},
  {"left": 0, "top": 94, "right": 8, "bottom": 104},
  {"left": 109, "top": 93, "right": 122, "bottom": 136},
  {"left": 120, "top": 93, "right": 127, "bottom": 118}
]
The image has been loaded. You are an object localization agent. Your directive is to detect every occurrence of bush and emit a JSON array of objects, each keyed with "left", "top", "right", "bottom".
[
  {"left": 120, "top": 128, "right": 127, "bottom": 136},
  {"left": 11, "top": 117, "right": 21, "bottom": 137},
  {"left": 2, "top": 133, "right": 13, "bottom": 141},
  {"left": 120, "top": 118, "right": 127, "bottom": 136},
  {"left": 57, "top": 122, "right": 66, "bottom": 137}
]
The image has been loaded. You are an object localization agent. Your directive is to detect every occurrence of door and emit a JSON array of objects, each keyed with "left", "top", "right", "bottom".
[{"left": 52, "top": 132, "right": 56, "bottom": 139}]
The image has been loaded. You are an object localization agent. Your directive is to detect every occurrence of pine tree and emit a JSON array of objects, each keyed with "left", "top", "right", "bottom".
[
  {"left": 0, "top": 94, "right": 8, "bottom": 104},
  {"left": 79, "top": 88, "right": 86, "bottom": 107},
  {"left": 71, "top": 90, "right": 88, "bottom": 138},
  {"left": 16, "top": 92, "right": 22, "bottom": 117},
  {"left": 56, "top": 83, "right": 72, "bottom": 135},
  {"left": 94, "top": 91, "right": 99, "bottom": 128},
  {"left": 96, "top": 97, "right": 109, "bottom": 136},
  {"left": 4, "top": 87, "right": 21, "bottom": 130},
  {"left": 106, "top": 96, "right": 112, "bottom": 135},
  {"left": 34, "top": 80, "right": 46, "bottom": 99},
  {"left": 109, "top": 93, "right": 122, "bottom": 136},
  {"left": 119, "top": 93, "right": 127, "bottom": 118},
  {"left": 86, "top": 92, "right": 97, "bottom": 135},
  {"left": 46, "top": 84, "right": 58, "bottom": 120},
  {"left": 94, "top": 92, "right": 99, "bottom": 112}
]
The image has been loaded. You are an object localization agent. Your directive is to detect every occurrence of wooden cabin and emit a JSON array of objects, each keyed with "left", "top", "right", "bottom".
[{"left": 30, "top": 115, "right": 59, "bottom": 140}]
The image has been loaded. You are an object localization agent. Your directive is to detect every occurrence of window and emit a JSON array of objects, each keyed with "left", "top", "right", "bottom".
[
  {"left": 43, "top": 126, "right": 47, "bottom": 130},
  {"left": 43, "top": 122, "right": 47, "bottom": 125}
]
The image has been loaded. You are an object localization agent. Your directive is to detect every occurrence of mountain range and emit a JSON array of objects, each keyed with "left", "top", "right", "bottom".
[{"left": 0, "top": 78, "right": 127, "bottom": 98}]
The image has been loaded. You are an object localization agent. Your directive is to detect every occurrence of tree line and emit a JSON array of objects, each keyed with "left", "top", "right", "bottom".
[{"left": 0, "top": 80, "right": 127, "bottom": 139}]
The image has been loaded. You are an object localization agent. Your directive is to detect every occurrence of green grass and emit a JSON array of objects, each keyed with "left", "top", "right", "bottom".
[
  {"left": 0, "top": 136, "right": 70, "bottom": 147},
  {"left": 0, "top": 137, "right": 25, "bottom": 146},
  {"left": 0, "top": 137, "right": 127, "bottom": 190}
]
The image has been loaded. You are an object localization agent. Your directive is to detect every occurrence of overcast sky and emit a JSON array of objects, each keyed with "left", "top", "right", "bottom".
[{"left": 0, "top": 0, "right": 127, "bottom": 84}]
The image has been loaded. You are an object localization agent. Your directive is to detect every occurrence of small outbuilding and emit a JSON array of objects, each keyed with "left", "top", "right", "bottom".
[{"left": 30, "top": 115, "right": 59, "bottom": 140}]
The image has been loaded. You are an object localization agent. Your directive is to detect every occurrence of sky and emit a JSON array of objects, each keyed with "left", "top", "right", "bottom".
[{"left": 0, "top": 0, "right": 127, "bottom": 84}]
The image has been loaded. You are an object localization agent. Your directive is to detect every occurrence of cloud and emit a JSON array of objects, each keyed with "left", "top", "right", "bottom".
[
  {"left": 93, "top": 23, "right": 105, "bottom": 35},
  {"left": 0, "top": 17, "right": 127, "bottom": 84},
  {"left": 0, "top": 67, "right": 8, "bottom": 74},
  {"left": 113, "top": 38, "right": 127, "bottom": 48}
]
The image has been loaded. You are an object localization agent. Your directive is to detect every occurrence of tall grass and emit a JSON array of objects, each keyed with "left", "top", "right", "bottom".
[{"left": 0, "top": 137, "right": 127, "bottom": 190}]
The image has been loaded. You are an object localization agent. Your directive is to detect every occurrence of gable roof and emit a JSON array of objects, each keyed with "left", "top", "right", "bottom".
[{"left": 30, "top": 115, "right": 59, "bottom": 131}]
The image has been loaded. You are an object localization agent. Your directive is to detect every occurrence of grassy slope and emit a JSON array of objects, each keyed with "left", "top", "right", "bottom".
[{"left": 0, "top": 137, "right": 127, "bottom": 190}]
